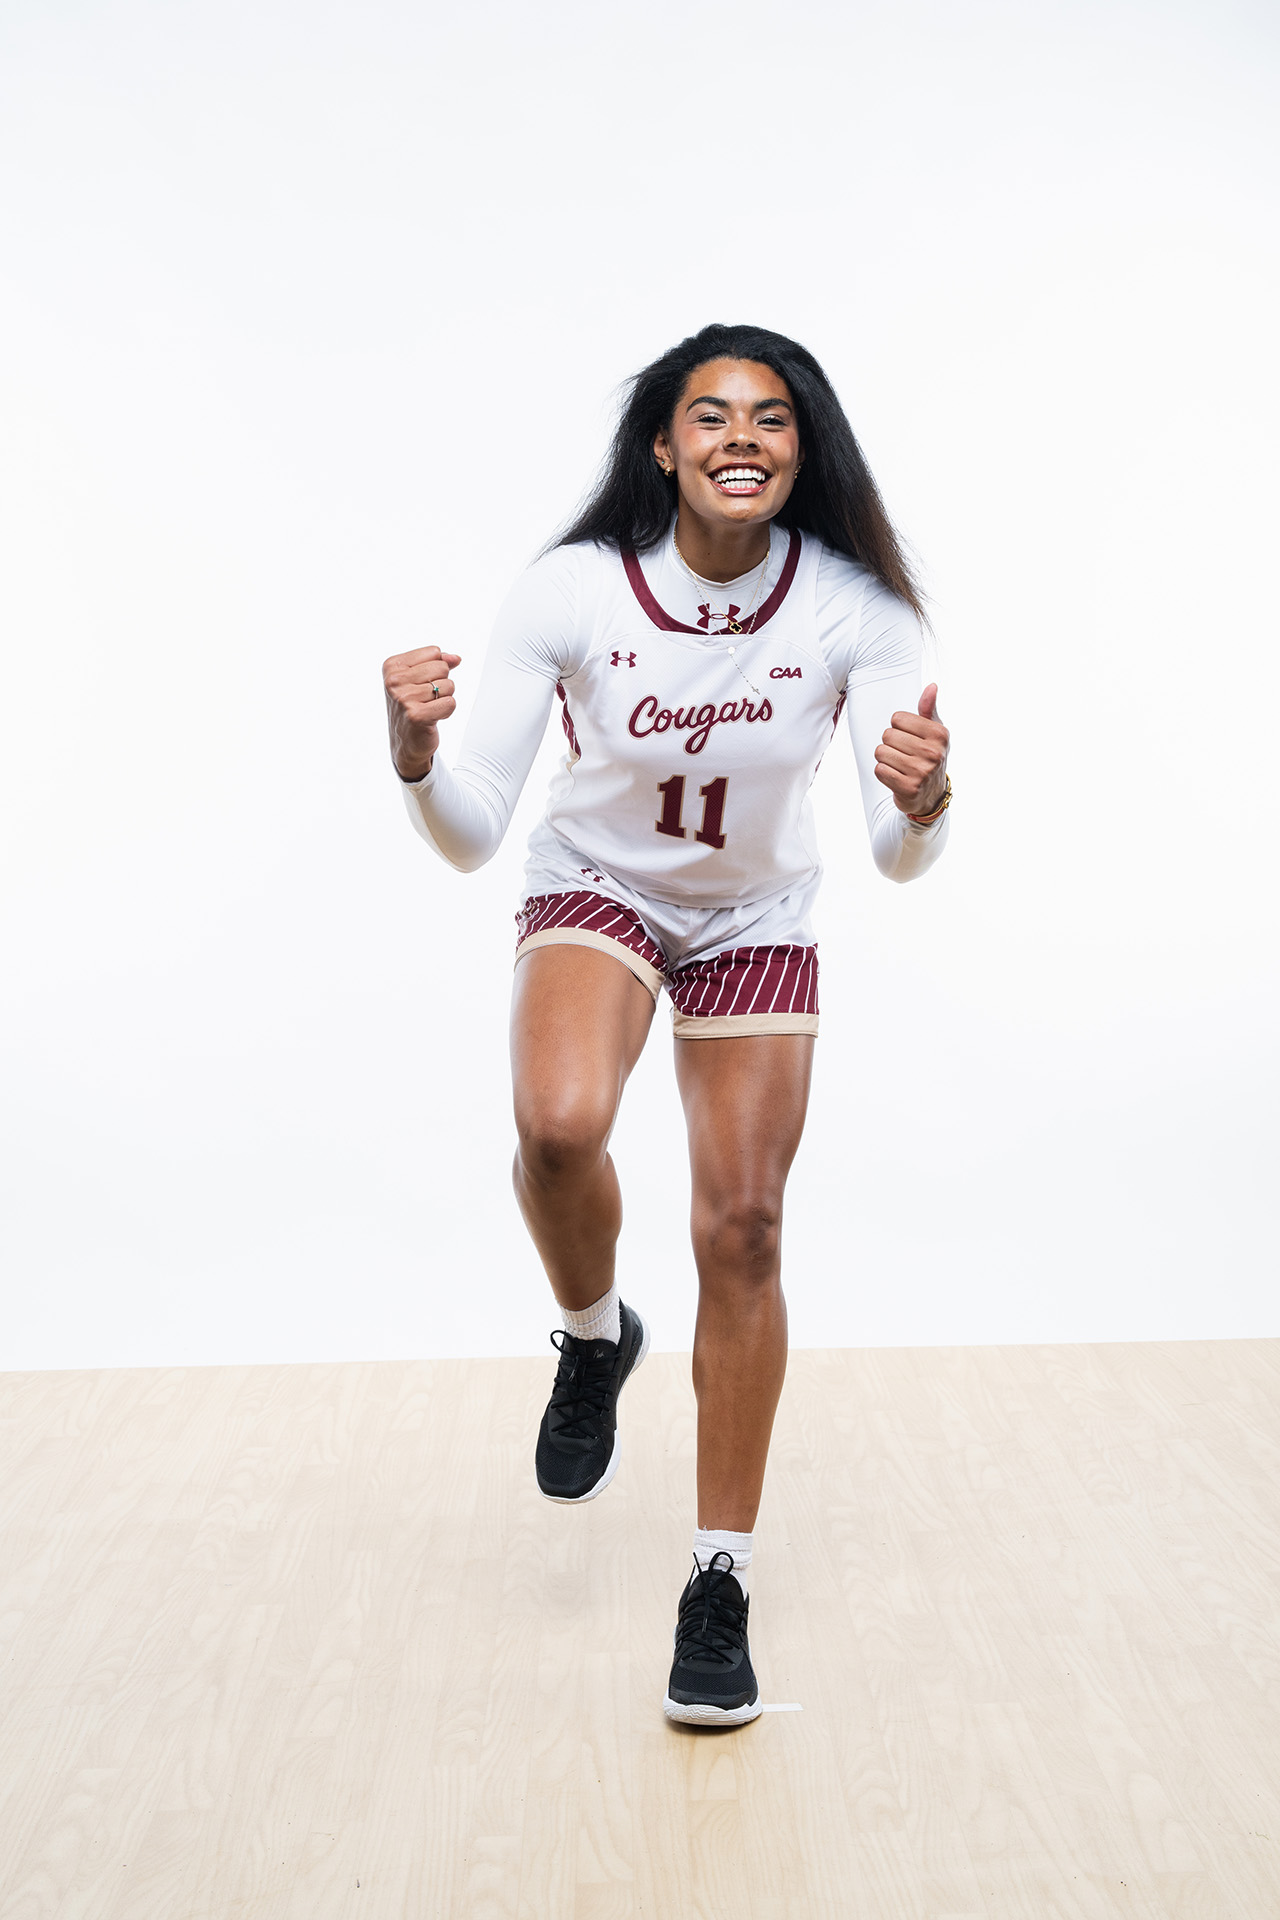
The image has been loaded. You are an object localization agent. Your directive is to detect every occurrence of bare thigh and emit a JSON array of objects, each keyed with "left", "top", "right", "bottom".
[
  {"left": 674, "top": 1034, "right": 814, "bottom": 1240},
  {"left": 509, "top": 943, "right": 656, "bottom": 1309},
  {"left": 510, "top": 943, "right": 655, "bottom": 1156}
]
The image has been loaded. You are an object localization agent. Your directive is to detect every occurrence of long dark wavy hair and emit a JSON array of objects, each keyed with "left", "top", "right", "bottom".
[{"left": 554, "top": 322, "right": 924, "bottom": 617}]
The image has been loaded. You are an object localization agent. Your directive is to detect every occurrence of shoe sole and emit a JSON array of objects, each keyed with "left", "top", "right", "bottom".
[
  {"left": 538, "top": 1309, "right": 651, "bottom": 1506},
  {"left": 662, "top": 1693, "right": 763, "bottom": 1727}
]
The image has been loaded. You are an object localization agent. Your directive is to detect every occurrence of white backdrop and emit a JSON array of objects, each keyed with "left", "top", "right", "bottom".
[{"left": 2, "top": 0, "right": 1276, "bottom": 1370}]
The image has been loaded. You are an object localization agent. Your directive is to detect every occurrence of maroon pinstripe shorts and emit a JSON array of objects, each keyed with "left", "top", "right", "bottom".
[{"left": 514, "top": 890, "right": 819, "bottom": 1039}]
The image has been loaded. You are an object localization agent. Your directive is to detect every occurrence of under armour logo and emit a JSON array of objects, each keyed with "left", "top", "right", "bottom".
[
  {"left": 696, "top": 604, "right": 740, "bottom": 633},
  {"left": 611, "top": 650, "right": 637, "bottom": 667},
  {"left": 579, "top": 867, "right": 606, "bottom": 884}
]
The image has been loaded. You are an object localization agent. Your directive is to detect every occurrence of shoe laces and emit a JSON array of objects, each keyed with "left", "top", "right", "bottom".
[
  {"left": 547, "top": 1328, "right": 617, "bottom": 1439},
  {"left": 674, "top": 1552, "right": 748, "bottom": 1667}
]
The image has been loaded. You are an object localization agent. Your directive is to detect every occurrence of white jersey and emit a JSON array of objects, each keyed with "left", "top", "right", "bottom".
[{"left": 401, "top": 522, "right": 948, "bottom": 905}]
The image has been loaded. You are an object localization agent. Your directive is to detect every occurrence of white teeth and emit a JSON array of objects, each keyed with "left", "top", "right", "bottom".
[{"left": 714, "top": 467, "right": 768, "bottom": 489}]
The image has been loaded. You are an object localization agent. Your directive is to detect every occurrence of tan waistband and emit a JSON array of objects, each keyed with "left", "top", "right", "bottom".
[{"left": 672, "top": 1010, "right": 820, "bottom": 1039}]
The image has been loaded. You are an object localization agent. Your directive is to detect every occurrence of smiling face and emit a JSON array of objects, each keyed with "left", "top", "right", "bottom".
[{"left": 653, "top": 358, "right": 803, "bottom": 535}]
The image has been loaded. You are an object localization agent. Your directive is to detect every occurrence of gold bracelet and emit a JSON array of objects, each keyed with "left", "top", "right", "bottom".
[{"left": 908, "top": 774, "right": 952, "bottom": 825}]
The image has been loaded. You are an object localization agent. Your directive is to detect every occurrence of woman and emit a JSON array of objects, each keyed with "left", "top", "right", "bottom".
[{"left": 382, "top": 323, "right": 950, "bottom": 1727}]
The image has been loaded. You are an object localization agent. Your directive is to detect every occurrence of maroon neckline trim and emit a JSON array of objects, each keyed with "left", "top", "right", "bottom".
[{"left": 621, "top": 526, "right": 801, "bottom": 635}]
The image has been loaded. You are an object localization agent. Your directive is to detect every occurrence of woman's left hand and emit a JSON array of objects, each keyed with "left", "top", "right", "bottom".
[{"left": 874, "top": 685, "right": 949, "bottom": 817}]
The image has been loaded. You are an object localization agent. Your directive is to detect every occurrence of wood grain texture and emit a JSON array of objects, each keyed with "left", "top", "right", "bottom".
[{"left": 1, "top": 1341, "right": 1279, "bottom": 1918}]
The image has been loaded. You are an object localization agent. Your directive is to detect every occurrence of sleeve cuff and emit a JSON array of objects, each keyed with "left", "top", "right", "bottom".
[{"left": 396, "top": 759, "right": 435, "bottom": 792}]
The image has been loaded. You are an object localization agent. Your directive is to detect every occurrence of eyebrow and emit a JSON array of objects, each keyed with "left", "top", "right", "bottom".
[{"left": 684, "top": 394, "right": 793, "bottom": 413}]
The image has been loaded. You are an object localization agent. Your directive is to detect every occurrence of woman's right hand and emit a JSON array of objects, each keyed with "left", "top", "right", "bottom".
[{"left": 382, "top": 645, "right": 462, "bottom": 781}]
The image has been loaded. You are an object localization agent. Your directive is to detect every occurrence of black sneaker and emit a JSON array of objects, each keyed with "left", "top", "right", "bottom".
[
  {"left": 535, "top": 1300, "right": 649, "bottom": 1504},
  {"left": 663, "top": 1552, "right": 762, "bottom": 1726}
]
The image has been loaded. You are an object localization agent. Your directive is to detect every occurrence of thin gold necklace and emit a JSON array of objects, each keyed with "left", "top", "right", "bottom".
[
  {"left": 672, "top": 530, "right": 771, "bottom": 636},
  {"left": 671, "top": 529, "right": 769, "bottom": 696}
]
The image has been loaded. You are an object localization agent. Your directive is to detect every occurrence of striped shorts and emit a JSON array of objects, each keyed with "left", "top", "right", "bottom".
[{"left": 514, "top": 889, "right": 819, "bottom": 1040}]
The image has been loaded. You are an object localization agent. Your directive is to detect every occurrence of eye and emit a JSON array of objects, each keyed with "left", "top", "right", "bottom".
[
  {"left": 758, "top": 414, "right": 787, "bottom": 427},
  {"left": 696, "top": 412, "right": 725, "bottom": 425}
]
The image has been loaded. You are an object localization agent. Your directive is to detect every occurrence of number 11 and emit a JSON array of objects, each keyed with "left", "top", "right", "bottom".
[{"left": 655, "top": 775, "right": 728, "bottom": 849}]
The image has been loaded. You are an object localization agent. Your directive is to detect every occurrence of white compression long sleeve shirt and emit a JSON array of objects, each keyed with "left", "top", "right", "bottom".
[{"left": 401, "top": 532, "right": 948, "bottom": 891}]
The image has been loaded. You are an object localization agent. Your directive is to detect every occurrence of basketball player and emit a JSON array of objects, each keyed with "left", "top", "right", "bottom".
[{"left": 382, "top": 324, "right": 950, "bottom": 1726}]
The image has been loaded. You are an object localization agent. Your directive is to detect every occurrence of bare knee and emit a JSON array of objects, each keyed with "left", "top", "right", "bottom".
[
  {"left": 515, "top": 1098, "right": 614, "bottom": 1187},
  {"left": 694, "top": 1195, "right": 783, "bottom": 1286}
]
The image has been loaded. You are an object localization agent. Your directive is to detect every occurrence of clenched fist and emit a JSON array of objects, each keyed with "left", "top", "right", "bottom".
[
  {"left": 874, "top": 683, "right": 949, "bottom": 818},
  {"left": 383, "top": 645, "right": 463, "bottom": 782}
]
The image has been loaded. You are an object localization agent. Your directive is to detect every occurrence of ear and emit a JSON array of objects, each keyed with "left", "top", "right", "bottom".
[{"left": 653, "top": 427, "right": 672, "bottom": 474}]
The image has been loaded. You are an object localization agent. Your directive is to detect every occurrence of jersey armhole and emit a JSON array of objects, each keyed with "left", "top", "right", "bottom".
[
  {"left": 563, "top": 545, "right": 648, "bottom": 679},
  {"left": 537, "top": 541, "right": 600, "bottom": 681},
  {"left": 808, "top": 543, "right": 868, "bottom": 697}
]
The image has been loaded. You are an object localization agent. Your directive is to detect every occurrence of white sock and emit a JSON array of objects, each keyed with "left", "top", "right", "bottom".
[
  {"left": 693, "top": 1526, "right": 753, "bottom": 1597},
  {"left": 561, "top": 1282, "right": 621, "bottom": 1345}
]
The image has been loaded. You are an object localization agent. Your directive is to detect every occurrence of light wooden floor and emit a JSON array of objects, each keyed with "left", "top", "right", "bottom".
[{"left": 2, "top": 1342, "right": 1279, "bottom": 1918}]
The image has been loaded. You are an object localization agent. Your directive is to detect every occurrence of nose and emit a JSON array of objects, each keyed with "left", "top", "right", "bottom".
[{"left": 725, "top": 423, "right": 759, "bottom": 449}]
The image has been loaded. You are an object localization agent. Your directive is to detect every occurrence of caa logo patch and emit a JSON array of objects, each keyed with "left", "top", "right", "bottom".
[{"left": 769, "top": 666, "right": 802, "bottom": 680}]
